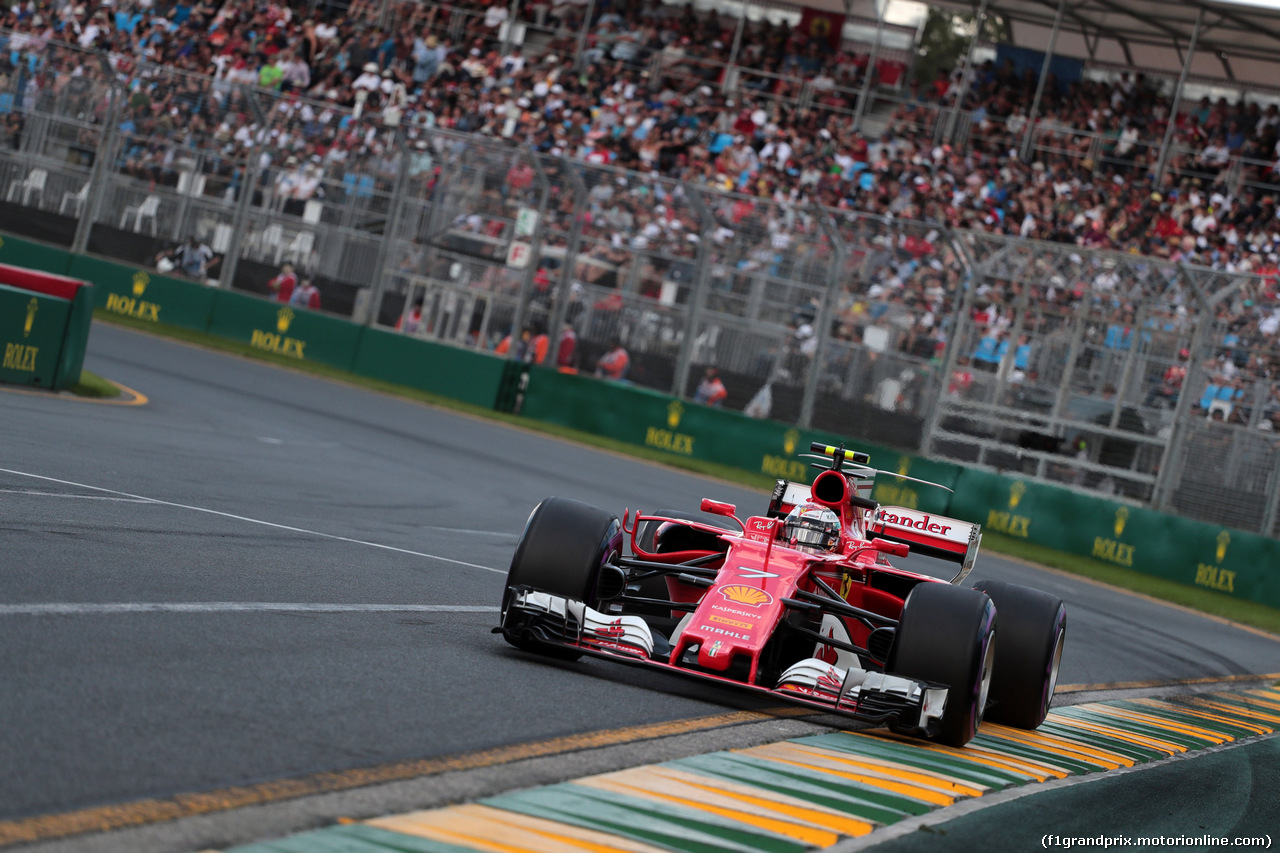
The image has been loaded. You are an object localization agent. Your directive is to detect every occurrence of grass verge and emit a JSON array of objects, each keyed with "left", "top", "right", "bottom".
[
  {"left": 92, "top": 311, "right": 1280, "bottom": 638},
  {"left": 68, "top": 370, "right": 122, "bottom": 398}
]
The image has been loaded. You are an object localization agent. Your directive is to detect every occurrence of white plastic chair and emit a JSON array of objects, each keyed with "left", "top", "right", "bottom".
[
  {"left": 283, "top": 230, "right": 315, "bottom": 268},
  {"left": 7, "top": 168, "right": 47, "bottom": 206},
  {"left": 60, "top": 182, "right": 89, "bottom": 217},
  {"left": 119, "top": 195, "right": 160, "bottom": 235},
  {"left": 261, "top": 223, "right": 285, "bottom": 261}
]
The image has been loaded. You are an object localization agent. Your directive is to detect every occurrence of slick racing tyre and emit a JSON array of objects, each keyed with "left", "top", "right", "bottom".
[
  {"left": 501, "top": 497, "right": 622, "bottom": 660},
  {"left": 972, "top": 579, "right": 1066, "bottom": 730},
  {"left": 887, "top": 583, "right": 997, "bottom": 748}
]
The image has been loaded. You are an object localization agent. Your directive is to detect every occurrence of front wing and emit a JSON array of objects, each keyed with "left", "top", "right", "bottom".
[{"left": 499, "top": 587, "right": 948, "bottom": 737}]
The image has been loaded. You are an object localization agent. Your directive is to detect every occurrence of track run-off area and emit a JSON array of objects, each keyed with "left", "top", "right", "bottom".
[{"left": 2, "top": 322, "right": 1278, "bottom": 852}]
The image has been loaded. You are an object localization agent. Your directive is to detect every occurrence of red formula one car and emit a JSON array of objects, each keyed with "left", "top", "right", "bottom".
[{"left": 496, "top": 443, "right": 1066, "bottom": 747}]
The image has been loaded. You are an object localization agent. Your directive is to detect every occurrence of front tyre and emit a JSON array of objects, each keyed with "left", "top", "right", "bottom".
[
  {"left": 500, "top": 497, "right": 622, "bottom": 660},
  {"left": 887, "top": 583, "right": 997, "bottom": 748},
  {"left": 972, "top": 579, "right": 1066, "bottom": 730}
]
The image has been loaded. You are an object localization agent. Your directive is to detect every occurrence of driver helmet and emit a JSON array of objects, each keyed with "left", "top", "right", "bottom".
[{"left": 784, "top": 503, "right": 841, "bottom": 553}]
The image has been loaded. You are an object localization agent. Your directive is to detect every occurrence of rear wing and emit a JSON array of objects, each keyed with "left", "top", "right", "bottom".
[{"left": 870, "top": 507, "right": 981, "bottom": 584}]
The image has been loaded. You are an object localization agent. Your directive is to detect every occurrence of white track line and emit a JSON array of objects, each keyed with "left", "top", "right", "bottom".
[
  {"left": 0, "top": 468, "right": 505, "bottom": 574},
  {"left": 0, "top": 603, "right": 497, "bottom": 616}
]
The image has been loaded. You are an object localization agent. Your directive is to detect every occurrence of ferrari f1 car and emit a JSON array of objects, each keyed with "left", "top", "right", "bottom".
[{"left": 496, "top": 442, "right": 1066, "bottom": 747}]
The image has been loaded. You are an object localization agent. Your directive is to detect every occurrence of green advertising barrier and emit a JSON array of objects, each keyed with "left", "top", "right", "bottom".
[
  {"left": 207, "top": 290, "right": 364, "bottom": 372},
  {"left": 0, "top": 263, "right": 94, "bottom": 391},
  {"left": 353, "top": 327, "right": 507, "bottom": 409},
  {"left": 0, "top": 233, "right": 72, "bottom": 275},
  {"left": 68, "top": 255, "right": 217, "bottom": 333},
  {"left": 0, "top": 283, "right": 70, "bottom": 387},
  {"left": 870, "top": 454, "right": 964, "bottom": 515},
  {"left": 519, "top": 367, "right": 904, "bottom": 488},
  {"left": 948, "top": 467, "right": 1280, "bottom": 609}
]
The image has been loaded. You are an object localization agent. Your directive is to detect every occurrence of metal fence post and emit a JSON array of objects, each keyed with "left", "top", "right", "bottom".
[
  {"left": 920, "top": 229, "right": 978, "bottom": 455},
  {"left": 503, "top": 148, "right": 551, "bottom": 358},
  {"left": 798, "top": 210, "right": 845, "bottom": 429},
  {"left": 366, "top": 133, "right": 412, "bottom": 326},
  {"left": 216, "top": 86, "right": 268, "bottom": 291},
  {"left": 71, "top": 57, "right": 122, "bottom": 255},
  {"left": 1150, "top": 266, "right": 1215, "bottom": 510},
  {"left": 670, "top": 186, "right": 716, "bottom": 398},
  {"left": 543, "top": 160, "right": 588, "bottom": 354}
]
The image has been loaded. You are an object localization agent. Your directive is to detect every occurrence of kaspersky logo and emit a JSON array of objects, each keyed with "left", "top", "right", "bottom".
[
  {"left": 250, "top": 307, "right": 306, "bottom": 359},
  {"left": 24, "top": 297, "right": 37, "bottom": 336}
]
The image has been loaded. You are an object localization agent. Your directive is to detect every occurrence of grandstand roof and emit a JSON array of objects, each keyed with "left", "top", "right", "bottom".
[{"left": 824, "top": 0, "right": 1280, "bottom": 87}]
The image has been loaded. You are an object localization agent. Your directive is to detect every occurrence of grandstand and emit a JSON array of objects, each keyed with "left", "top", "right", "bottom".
[{"left": 0, "top": 0, "right": 1276, "bottom": 535}]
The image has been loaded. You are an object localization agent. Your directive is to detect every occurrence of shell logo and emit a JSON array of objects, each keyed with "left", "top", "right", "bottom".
[
  {"left": 719, "top": 585, "right": 773, "bottom": 607},
  {"left": 1114, "top": 506, "right": 1129, "bottom": 537},
  {"left": 783, "top": 428, "right": 799, "bottom": 455},
  {"left": 277, "top": 307, "right": 295, "bottom": 333},
  {"left": 667, "top": 400, "right": 684, "bottom": 429},
  {"left": 132, "top": 271, "right": 150, "bottom": 296}
]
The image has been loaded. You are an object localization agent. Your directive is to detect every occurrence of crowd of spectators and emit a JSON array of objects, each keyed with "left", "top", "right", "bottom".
[{"left": 2, "top": 0, "right": 1278, "bottom": 427}]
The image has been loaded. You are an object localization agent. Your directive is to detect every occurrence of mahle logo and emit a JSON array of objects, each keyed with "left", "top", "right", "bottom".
[
  {"left": 1113, "top": 506, "right": 1129, "bottom": 538},
  {"left": 132, "top": 271, "right": 149, "bottom": 296},
  {"left": 24, "top": 297, "right": 37, "bottom": 336},
  {"left": 783, "top": 428, "right": 799, "bottom": 455},
  {"left": 667, "top": 400, "right": 683, "bottom": 429}
]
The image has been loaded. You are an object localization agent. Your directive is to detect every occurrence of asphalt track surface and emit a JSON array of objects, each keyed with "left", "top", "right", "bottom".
[{"left": 3, "top": 323, "right": 1279, "bottom": 849}]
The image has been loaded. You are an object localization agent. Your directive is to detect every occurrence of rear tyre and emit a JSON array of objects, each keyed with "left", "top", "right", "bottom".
[
  {"left": 972, "top": 579, "right": 1066, "bottom": 730},
  {"left": 501, "top": 497, "right": 622, "bottom": 660},
  {"left": 887, "top": 583, "right": 997, "bottom": 748}
]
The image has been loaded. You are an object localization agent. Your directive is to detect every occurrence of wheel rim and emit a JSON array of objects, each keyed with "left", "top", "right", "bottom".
[
  {"left": 977, "top": 627, "right": 996, "bottom": 719},
  {"left": 1043, "top": 626, "right": 1065, "bottom": 714}
]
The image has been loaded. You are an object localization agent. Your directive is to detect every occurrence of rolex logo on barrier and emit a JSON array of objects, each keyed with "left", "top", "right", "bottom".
[
  {"left": 986, "top": 480, "right": 1030, "bottom": 538},
  {"left": 105, "top": 274, "right": 161, "bottom": 322},
  {"left": 667, "top": 400, "right": 683, "bottom": 429},
  {"left": 24, "top": 297, "right": 37, "bottom": 336},
  {"left": 1009, "top": 480, "right": 1026, "bottom": 509},
  {"left": 249, "top": 307, "right": 307, "bottom": 360},
  {"left": 1091, "top": 504, "right": 1134, "bottom": 567},
  {"left": 783, "top": 429, "right": 799, "bottom": 456},
  {"left": 1195, "top": 531, "right": 1235, "bottom": 593},
  {"left": 645, "top": 400, "right": 695, "bottom": 456}
]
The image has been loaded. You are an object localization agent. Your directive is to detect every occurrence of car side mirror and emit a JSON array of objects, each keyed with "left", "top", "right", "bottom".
[
  {"left": 700, "top": 498, "right": 737, "bottom": 518},
  {"left": 871, "top": 538, "right": 910, "bottom": 557}
]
